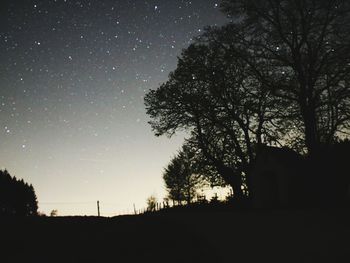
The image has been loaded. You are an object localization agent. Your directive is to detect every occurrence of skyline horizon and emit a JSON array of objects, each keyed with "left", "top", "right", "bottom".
[{"left": 0, "top": 0, "right": 228, "bottom": 216}]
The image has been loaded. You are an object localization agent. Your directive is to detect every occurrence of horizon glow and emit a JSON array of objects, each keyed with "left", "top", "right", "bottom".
[{"left": 0, "top": 0, "right": 228, "bottom": 216}]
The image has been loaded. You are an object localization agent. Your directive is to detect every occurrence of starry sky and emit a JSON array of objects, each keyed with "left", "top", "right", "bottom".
[{"left": 0, "top": 0, "right": 228, "bottom": 216}]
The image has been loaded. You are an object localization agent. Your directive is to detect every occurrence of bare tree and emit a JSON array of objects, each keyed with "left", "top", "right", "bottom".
[{"left": 221, "top": 0, "right": 350, "bottom": 154}]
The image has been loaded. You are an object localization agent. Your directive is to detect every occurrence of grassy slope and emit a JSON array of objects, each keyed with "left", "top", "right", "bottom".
[{"left": 1, "top": 208, "right": 349, "bottom": 263}]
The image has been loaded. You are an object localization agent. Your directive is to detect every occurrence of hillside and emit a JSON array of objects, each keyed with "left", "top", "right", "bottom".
[{"left": 1, "top": 208, "right": 350, "bottom": 263}]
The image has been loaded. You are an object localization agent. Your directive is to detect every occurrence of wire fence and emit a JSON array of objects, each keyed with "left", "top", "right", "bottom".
[
  {"left": 37, "top": 199, "right": 209, "bottom": 217},
  {"left": 38, "top": 187, "right": 233, "bottom": 217},
  {"left": 38, "top": 200, "right": 175, "bottom": 217},
  {"left": 39, "top": 201, "right": 125, "bottom": 217}
]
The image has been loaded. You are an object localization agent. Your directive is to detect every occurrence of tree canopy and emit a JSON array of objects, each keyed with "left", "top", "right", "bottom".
[
  {"left": 221, "top": 0, "right": 350, "bottom": 153},
  {"left": 145, "top": 25, "right": 283, "bottom": 197},
  {"left": 145, "top": 0, "right": 350, "bottom": 198}
]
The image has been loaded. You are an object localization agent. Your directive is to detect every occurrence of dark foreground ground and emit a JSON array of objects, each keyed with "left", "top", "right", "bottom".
[{"left": 1, "top": 207, "right": 350, "bottom": 263}]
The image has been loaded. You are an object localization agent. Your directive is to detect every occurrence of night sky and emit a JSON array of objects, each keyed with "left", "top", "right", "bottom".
[{"left": 0, "top": 0, "right": 228, "bottom": 216}]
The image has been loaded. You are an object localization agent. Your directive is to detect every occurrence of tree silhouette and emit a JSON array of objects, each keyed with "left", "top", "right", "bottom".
[
  {"left": 163, "top": 145, "right": 205, "bottom": 205},
  {"left": 50, "top": 209, "right": 58, "bottom": 217},
  {"left": 145, "top": 28, "right": 281, "bottom": 198},
  {"left": 0, "top": 169, "right": 38, "bottom": 216},
  {"left": 146, "top": 195, "right": 157, "bottom": 211},
  {"left": 220, "top": 0, "right": 350, "bottom": 154},
  {"left": 145, "top": 0, "right": 350, "bottom": 201}
]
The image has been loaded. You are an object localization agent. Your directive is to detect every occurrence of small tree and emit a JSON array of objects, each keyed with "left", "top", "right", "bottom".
[
  {"left": 50, "top": 209, "right": 58, "bottom": 217},
  {"left": 163, "top": 145, "right": 205, "bottom": 205},
  {"left": 146, "top": 195, "right": 157, "bottom": 211}
]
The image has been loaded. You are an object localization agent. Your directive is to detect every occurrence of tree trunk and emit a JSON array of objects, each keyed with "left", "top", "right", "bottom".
[
  {"left": 217, "top": 165, "right": 244, "bottom": 199},
  {"left": 187, "top": 188, "right": 191, "bottom": 205},
  {"left": 301, "top": 103, "right": 320, "bottom": 156}
]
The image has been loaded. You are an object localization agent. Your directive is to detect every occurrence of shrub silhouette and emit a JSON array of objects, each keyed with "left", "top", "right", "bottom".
[
  {"left": 146, "top": 195, "right": 157, "bottom": 211},
  {"left": 0, "top": 169, "right": 38, "bottom": 216}
]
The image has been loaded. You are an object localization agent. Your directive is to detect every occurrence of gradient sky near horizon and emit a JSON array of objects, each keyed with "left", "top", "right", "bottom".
[{"left": 0, "top": 0, "right": 228, "bottom": 216}]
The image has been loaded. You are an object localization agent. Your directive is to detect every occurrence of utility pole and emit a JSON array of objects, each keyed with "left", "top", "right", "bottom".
[
  {"left": 133, "top": 203, "right": 137, "bottom": 215},
  {"left": 97, "top": 200, "right": 100, "bottom": 217}
]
